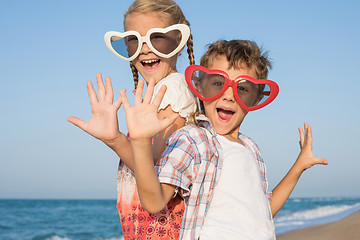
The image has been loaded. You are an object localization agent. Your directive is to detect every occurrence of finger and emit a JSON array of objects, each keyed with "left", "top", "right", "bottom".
[
  {"left": 120, "top": 89, "right": 131, "bottom": 110},
  {"left": 143, "top": 78, "right": 156, "bottom": 104},
  {"left": 152, "top": 85, "right": 167, "bottom": 108},
  {"left": 298, "top": 127, "right": 305, "bottom": 149},
  {"left": 104, "top": 76, "right": 114, "bottom": 103},
  {"left": 87, "top": 80, "right": 98, "bottom": 105},
  {"left": 67, "top": 116, "right": 87, "bottom": 131},
  {"left": 305, "top": 123, "right": 313, "bottom": 147},
  {"left": 314, "top": 157, "right": 328, "bottom": 166},
  {"left": 134, "top": 79, "right": 145, "bottom": 105},
  {"left": 113, "top": 92, "right": 122, "bottom": 110},
  {"left": 96, "top": 73, "right": 106, "bottom": 101},
  {"left": 161, "top": 112, "right": 179, "bottom": 130}
]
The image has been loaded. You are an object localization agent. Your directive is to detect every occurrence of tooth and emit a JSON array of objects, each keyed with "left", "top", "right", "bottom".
[{"left": 142, "top": 60, "right": 157, "bottom": 64}]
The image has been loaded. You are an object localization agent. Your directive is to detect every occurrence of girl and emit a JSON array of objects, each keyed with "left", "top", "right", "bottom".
[{"left": 68, "top": 0, "right": 197, "bottom": 239}]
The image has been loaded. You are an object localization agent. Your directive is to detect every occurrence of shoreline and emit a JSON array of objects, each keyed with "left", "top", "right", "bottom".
[{"left": 276, "top": 210, "right": 360, "bottom": 240}]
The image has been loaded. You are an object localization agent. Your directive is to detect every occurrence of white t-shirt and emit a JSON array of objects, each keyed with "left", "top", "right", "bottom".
[
  {"left": 199, "top": 134, "right": 275, "bottom": 240},
  {"left": 151, "top": 72, "right": 197, "bottom": 118}
]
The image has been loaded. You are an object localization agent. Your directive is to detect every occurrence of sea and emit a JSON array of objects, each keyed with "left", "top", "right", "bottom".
[{"left": 0, "top": 196, "right": 360, "bottom": 240}]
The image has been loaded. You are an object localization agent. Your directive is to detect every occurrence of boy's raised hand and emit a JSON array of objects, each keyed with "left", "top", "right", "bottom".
[
  {"left": 270, "top": 123, "right": 328, "bottom": 217},
  {"left": 120, "top": 78, "right": 179, "bottom": 141},
  {"left": 67, "top": 73, "right": 122, "bottom": 145},
  {"left": 295, "top": 123, "right": 328, "bottom": 172}
]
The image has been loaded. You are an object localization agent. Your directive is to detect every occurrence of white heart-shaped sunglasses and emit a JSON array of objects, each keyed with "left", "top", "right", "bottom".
[{"left": 104, "top": 24, "right": 190, "bottom": 61}]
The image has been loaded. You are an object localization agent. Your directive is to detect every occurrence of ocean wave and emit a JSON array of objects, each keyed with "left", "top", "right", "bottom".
[
  {"left": 0, "top": 224, "right": 11, "bottom": 230},
  {"left": 31, "top": 233, "right": 71, "bottom": 240},
  {"left": 276, "top": 203, "right": 360, "bottom": 221},
  {"left": 30, "top": 233, "right": 124, "bottom": 240},
  {"left": 275, "top": 202, "right": 360, "bottom": 235}
]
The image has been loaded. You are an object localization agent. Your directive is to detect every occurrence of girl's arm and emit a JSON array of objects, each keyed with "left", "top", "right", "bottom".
[
  {"left": 68, "top": 73, "right": 186, "bottom": 171},
  {"left": 131, "top": 136, "right": 177, "bottom": 213},
  {"left": 121, "top": 79, "right": 179, "bottom": 213},
  {"left": 270, "top": 123, "right": 328, "bottom": 217},
  {"left": 68, "top": 73, "right": 135, "bottom": 170},
  {"left": 153, "top": 106, "right": 186, "bottom": 161}
]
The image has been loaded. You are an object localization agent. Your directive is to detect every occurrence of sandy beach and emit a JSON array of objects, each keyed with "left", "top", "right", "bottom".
[{"left": 277, "top": 210, "right": 360, "bottom": 240}]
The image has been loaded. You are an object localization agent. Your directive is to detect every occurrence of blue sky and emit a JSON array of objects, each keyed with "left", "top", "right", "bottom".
[{"left": 1, "top": 0, "right": 359, "bottom": 199}]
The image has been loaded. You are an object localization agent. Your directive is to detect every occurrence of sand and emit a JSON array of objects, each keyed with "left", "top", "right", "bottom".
[{"left": 276, "top": 211, "right": 360, "bottom": 240}]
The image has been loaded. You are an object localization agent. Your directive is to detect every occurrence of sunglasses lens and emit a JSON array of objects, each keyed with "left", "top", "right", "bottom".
[
  {"left": 236, "top": 80, "right": 271, "bottom": 107},
  {"left": 150, "top": 30, "right": 182, "bottom": 55},
  {"left": 110, "top": 35, "right": 138, "bottom": 59},
  {"left": 191, "top": 70, "right": 225, "bottom": 100}
]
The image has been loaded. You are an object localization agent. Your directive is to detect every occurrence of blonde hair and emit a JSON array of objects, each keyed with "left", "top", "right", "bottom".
[{"left": 124, "top": 0, "right": 195, "bottom": 89}]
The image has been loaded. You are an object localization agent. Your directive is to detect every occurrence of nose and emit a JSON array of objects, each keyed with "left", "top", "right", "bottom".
[
  {"left": 222, "top": 87, "right": 235, "bottom": 103},
  {"left": 140, "top": 42, "right": 151, "bottom": 54}
]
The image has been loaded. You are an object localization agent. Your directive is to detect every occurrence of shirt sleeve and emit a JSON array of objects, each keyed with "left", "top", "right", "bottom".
[
  {"left": 155, "top": 129, "right": 195, "bottom": 198},
  {"left": 152, "top": 73, "right": 197, "bottom": 118}
]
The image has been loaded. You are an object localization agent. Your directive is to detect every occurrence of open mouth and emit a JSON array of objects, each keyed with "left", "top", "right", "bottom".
[
  {"left": 141, "top": 59, "right": 160, "bottom": 69},
  {"left": 217, "top": 107, "right": 235, "bottom": 121}
]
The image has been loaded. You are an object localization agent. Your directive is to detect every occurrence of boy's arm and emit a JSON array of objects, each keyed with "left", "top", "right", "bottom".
[
  {"left": 121, "top": 78, "right": 179, "bottom": 213},
  {"left": 68, "top": 73, "right": 136, "bottom": 170},
  {"left": 270, "top": 123, "right": 328, "bottom": 217}
]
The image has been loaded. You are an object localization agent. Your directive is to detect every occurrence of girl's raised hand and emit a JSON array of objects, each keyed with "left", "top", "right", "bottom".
[
  {"left": 68, "top": 73, "right": 122, "bottom": 145},
  {"left": 295, "top": 123, "right": 328, "bottom": 172},
  {"left": 120, "top": 78, "right": 179, "bottom": 141}
]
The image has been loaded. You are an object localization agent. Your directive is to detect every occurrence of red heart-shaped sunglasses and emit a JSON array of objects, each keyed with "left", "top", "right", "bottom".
[{"left": 185, "top": 65, "right": 279, "bottom": 111}]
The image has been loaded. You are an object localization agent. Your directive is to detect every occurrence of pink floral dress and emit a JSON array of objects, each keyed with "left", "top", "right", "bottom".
[{"left": 117, "top": 161, "right": 184, "bottom": 239}]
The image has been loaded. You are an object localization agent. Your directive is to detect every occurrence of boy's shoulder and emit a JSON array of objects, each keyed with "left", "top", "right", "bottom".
[
  {"left": 175, "top": 124, "right": 209, "bottom": 139},
  {"left": 239, "top": 133, "right": 261, "bottom": 153},
  {"left": 166, "top": 123, "right": 214, "bottom": 147}
]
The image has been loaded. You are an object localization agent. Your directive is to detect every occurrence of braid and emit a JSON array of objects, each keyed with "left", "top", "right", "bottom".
[
  {"left": 185, "top": 34, "right": 203, "bottom": 125},
  {"left": 186, "top": 33, "right": 195, "bottom": 65},
  {"left": 130, "top": 61, "right": 139, "bottom": 89}
]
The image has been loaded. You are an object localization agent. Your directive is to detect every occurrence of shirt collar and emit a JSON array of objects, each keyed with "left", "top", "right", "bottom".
[
  {"left": 195, "top": 114, "right": 245, "bottom": 145},
  {"left": 195, "top": 114, "right": 217, "bottom": 136}
]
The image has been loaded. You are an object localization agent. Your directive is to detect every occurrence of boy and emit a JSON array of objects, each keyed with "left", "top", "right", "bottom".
[{"left": 120, "top": 40, "right": 327, "bottom": 239}]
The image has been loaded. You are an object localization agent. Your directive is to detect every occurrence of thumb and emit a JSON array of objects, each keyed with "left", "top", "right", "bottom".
[
  {"left": 161, "top": 113, "right": 179, "bottom": 130},
  {"left": 314, "top": 157, "right": 328, "bottom": 166},
  {"left": 114, "top": 92, "right": 122, "bottom": 110},
  {"left": 67, "top": 116, "right": 87, "bottom": 130}
]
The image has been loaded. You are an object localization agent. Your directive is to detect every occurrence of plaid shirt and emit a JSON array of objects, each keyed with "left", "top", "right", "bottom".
[{"left": 156, "top": 115, "right": 271, "bottom": 240}]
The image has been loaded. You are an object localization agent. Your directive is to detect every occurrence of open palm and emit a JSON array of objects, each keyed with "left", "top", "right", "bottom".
[
  {"left": 120, "top": 79, "right": 179, "bottom": 141},
  {"left": 296, "top": 123, "right": 328, "bottom": 171},
  {"left": 68, "top": 73, "right": 122, "bottom": 144}
]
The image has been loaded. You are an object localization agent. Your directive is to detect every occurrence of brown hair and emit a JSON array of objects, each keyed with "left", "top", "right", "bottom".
[
  {"left": 200, "top": 40, "right": 271, "bottom": 79},
  {"left": 124, "top": 0, "right": 195, "bottom": 89}
]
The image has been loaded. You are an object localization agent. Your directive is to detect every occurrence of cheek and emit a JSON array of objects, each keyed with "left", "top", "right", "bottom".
[
  {"left": 238, "top": 92, "right": 262, "bottom": 107},
  {"left": 132, "top": 61, "right": 144, "bottom": 76},
  {"left": 254, "top": 95, "right": 263, "bottom": 106},
  {"left": 131, "top": 58, "right": 140, "bottom": 67},
  {"left": 162, "top": 55, "right": 178, "bottom": 70},
  {"left": 240, "top": 108, "right": 248, "bottom": 117},
  {"left": 248, "top": 94, "right": 262, "bottom": 107},
  {"left": 163, "top": 39, "right": 178, "bottom": 53},
  {"left": 203, "top": 101, "right": 216, "bottom": 116}
]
